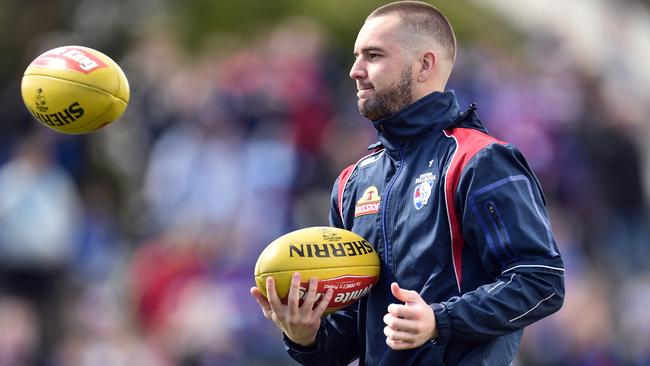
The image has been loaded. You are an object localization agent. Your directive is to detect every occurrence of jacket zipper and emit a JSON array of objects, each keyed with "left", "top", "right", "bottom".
[
  {"left": 486, "top": 202, "right": 515, "bottom": 257},
  {"left": 381, "top": 143, "right": 405, "bottom": 274}
]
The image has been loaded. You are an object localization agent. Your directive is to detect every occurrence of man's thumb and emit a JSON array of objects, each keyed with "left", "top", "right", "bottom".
[{"left": 391, "top": 282, "right": 417, "bottom": 303}]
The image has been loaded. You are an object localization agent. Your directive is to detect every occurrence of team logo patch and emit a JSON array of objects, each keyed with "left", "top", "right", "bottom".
[
  {"left": 355, "top": 186, "right": 381, "bottom": 217},
  {"left": 413, "top": 172, "right": 436, "bottom": 210}
]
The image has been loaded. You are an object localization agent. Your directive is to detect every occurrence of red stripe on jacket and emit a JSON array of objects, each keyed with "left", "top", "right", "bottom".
[
  {"left": 443, "top": 128, "right": 506, "bottom": 292},
  {"left": 337, "top": 164, "right": 356, "bottom": 224}
]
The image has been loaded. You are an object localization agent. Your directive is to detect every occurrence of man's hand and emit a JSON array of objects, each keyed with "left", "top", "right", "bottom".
[
  {"left": 383, "top": 282, "right": 438, "bottom": 350},
  {"left": 250, "top": 273, "right": 334, "bottom": 347}
]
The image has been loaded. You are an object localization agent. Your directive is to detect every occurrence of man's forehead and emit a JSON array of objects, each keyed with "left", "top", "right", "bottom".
[{"left": 354, "top": 15, "right": 403, "bottom": 51}]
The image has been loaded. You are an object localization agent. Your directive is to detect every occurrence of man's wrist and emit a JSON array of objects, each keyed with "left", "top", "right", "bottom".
[
  {"left": 290, "top": 334, "right": 317, "bottom": 348},
  {"left": 283, "top": 332, "right": 319, "bottom": 352},
  {"left": 430, "top": 324, "right": 439, "bottom": 340}
]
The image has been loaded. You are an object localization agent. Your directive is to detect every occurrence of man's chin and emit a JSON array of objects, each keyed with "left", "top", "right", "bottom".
[
  {"left": 359, "top": 107, "right": 385, "bottom": 121},
  {"left": 358, "top": 102, "right": 372, "bottom": 120}
]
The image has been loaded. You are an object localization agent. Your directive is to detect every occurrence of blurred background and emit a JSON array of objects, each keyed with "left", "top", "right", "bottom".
[{"left": 1, "top": 0, "right": 649, "bottom": 365}]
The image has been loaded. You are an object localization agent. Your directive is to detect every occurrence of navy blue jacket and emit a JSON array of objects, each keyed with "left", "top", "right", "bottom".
[{"left": 285, "top": 91, "right": 565, "bottom": 365}]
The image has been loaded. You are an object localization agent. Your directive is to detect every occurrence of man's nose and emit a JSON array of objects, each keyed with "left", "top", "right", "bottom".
[{"left": 349, "top": 59, "right": 367, "bottom": 80}]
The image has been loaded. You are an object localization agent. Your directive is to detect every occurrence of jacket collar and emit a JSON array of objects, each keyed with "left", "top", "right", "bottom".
[{"left": 371, "top": 91, "right": 461, "bottom": 157}]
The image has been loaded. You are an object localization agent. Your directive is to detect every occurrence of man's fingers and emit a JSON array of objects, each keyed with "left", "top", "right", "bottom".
[
  {"left": 250, "top": 287, "right": 273, "bottom": 317},
  {"left": 384, "top": 325, "right": 415, "bottom": 342},
  {"left": 384, "top": 323, "right": 419, "bottom": 351},
  {"left": 386, "top": 337, "right": 414, "bottom": 350},
  {"left": 266, "top": 276, "right": 284, "bottom": 313},
  {"left": 301, "top": 277, "right": 319, "bottom": 311},
  {"left": 390, "top": 282, "right": 421, "bottom": 304},
  {"left": 287, "top": 273, "right": 303, "bottom": 310},
  {"left": 314, "top": 288, "right": 334, "bottom": 316},
  {"left": 383, "top": 313, "right": 419, "bottom": 333},
  {"left": 263, "top": 275, "right": 334, "bottom": 320},
  {"left": 387, "top": 303, "right": 415, "bottom": 319}
]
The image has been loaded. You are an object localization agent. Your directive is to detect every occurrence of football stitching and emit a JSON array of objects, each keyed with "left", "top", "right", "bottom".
[
  {"left": 23, "top": 74, "right": 129, "bottom": 104},
  {"left": 255, "top": 265, "right": 380, "bottom": 277}
]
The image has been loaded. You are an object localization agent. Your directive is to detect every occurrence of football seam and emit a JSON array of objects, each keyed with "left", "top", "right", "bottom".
[
  {"left": 23, "top": 73, "right": 129, "bottom": 104},
  {"left": 256, "top": 265, "right": 380, "bottom": 277}
]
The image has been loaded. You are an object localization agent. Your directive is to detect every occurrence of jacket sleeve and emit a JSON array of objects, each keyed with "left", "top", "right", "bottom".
[
  {"left": 434, "top": 143, "right": 565, "bottom": 342},
  {"left": 284, "top": 175, "right": 360, "bottom": 365}
]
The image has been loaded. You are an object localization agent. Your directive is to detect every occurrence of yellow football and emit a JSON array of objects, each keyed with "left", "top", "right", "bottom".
[
  {"left": 21, "top": 45, "right": 129, "bottom": 134},
  {"left": 254, "top": 226, "right": 380, "bottom": 315}
]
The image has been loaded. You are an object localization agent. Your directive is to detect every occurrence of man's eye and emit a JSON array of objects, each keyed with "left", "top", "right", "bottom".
[{"left": 368, "top": 53, "right": 380, "bottom": 60}]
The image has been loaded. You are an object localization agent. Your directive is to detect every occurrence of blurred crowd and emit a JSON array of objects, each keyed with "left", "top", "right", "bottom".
[{"left": 0, "top": 1, "right": 649, "bottom": 365}]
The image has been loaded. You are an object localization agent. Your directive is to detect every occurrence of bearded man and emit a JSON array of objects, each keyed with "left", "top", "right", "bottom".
[{"left": 251, "top": 2, "right": 565, "bottom": 365}]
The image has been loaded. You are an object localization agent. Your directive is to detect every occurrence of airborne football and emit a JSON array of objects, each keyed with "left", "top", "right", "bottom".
[{"left": 21, "top": 45, "right": 130, "bottom": 134}]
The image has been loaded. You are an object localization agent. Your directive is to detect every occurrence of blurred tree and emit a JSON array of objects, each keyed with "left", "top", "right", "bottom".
[{"left": 169, "top": 0, "right": 522, "bottom": 52}]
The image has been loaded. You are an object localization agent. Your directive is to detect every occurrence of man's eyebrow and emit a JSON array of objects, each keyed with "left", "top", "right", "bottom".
[{"left": 353, "top": 47, "right": 385, "bottom": 57}]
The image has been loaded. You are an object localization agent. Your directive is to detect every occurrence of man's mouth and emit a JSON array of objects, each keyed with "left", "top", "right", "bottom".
[{"left": 357, "top": 85, "right": 374, "bottom": 98}]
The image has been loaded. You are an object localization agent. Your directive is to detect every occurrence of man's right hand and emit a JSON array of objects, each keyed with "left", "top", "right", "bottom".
[{"left": 250, "top": 272, "right": 334, "bottom": 347}]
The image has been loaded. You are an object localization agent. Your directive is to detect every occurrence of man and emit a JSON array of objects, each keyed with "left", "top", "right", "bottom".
[{"left": 251, "top": 1, "right": 565, "bottom": 365}]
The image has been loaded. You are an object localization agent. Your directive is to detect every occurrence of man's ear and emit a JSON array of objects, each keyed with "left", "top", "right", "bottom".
[{"left": 417, "top": 51, "right": 436, "bottom": 82}]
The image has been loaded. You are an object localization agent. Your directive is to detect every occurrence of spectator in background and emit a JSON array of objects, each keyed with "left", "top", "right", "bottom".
[
  {"left": 0, "top": 296, "right": 40, "bottom": 366},
  {"left": 128, "top": 221, "right": 244, "bottom": 365},
  {"left": 576, "top": 83, "right": 650, "bottom": 277},
  {"left": 0, "top": 130, "right": 82, "bottom": 364}
]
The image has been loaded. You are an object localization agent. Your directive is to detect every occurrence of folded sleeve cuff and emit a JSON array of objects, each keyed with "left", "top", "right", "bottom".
[
  {"left": 283, "top": 332, "right": 319, "bottom": 353},
  {"left": 432, "top": 303, "right": 452, "bottom": 343},
  {"left": 283, "top": 324, "right": 329, "bottom": 360}
]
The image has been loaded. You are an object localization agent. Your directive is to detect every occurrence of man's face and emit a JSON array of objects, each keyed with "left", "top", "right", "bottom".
[{"left": 350, "top": 15, "right": 414, "bottom": 121}]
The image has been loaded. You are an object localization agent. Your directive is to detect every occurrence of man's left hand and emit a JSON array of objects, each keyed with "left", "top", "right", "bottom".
[{"left": 383, "top": 282, "right": 438, "bottom": 350}]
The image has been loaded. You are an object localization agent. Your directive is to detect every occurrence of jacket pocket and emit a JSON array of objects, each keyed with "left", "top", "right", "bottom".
[
  {"left": 483, "top": 201, "right": 516, "bottom": 258},
  {"left": 377, "top": 341, "right": 446, "bottom": 366},
  {"left": 414, "top": 342, "right": 447, "bottom": 366},
  {"left": 413, "top": 341, "right": 446, "bottom": 365}
]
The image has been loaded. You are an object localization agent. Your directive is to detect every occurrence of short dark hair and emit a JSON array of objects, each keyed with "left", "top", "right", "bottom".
[{"left": 368, "top": 1, "right": 457, "bottom": 64}]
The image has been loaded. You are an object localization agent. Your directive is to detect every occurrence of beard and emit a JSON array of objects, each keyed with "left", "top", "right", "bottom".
[{"left": 359, "top": 67, "right": 413, "bottom": 121}]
